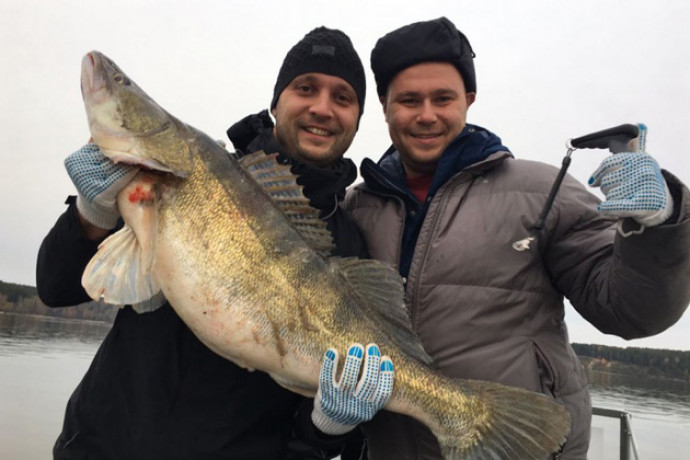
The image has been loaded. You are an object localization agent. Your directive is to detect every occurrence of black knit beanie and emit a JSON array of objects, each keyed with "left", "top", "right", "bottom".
[
  {"left": 271, "top": 27, "right": 366, "bottom": 120},
  {"left": 371, "top": 17, "right": 476, "bottom": 97}
]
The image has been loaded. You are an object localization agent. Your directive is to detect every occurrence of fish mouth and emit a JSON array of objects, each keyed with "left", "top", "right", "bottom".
[
  {"left": 81, "top": 51, "right": 194, "bottom": 178},
  {"left": 81, "top": 51, "right": 107, "bottom": 102}
]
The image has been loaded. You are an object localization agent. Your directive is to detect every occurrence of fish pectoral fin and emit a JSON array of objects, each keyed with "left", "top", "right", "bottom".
[{"left": 82, "top": 225, "right": 162, "bottom": 306}]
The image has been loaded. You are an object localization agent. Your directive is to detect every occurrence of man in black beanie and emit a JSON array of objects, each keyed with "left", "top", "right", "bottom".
[
  {"left": 229, "top": 26, "right": 366, "bottom": 167},
  {"left": 37, "top": 26, "right": 390, "bottom": 460},
  {"left": 225, "top": 26, "right": 393, "bottom": 459},
  {"left": 346, "top": 16, "right": 690, "bottom": 460}
]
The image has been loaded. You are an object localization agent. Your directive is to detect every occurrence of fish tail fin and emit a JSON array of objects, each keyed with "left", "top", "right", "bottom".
[{"left": 424, "top": 378, "right": 571, "bottom": 459}]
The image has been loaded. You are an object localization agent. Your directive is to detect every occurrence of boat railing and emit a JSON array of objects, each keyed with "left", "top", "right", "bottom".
[{"left": 592, "top": 406, "right": 640, "bottom": 460}]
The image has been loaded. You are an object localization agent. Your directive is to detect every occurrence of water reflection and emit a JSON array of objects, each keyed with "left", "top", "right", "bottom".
[
  {"left": 588, "top": 368, "right": 690, "bottom": 394},
  {"left": 0, "top": 313, "right": 111, "bottom": 359},
  {"left": 0, "top": 314, "right": 114, "bottom": 460},
  {"left": 588, "top": 371, "right": 690, "bottom": 459},
  {"left": 1, "top": 313, "right": 689, "bottom": 460},
  {"left": 591, "top": 384, "right": 690, "bottom": 427}
]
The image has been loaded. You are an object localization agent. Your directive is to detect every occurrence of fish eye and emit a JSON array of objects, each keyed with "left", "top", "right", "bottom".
[{"left": 113, "top": 74, "right": 130, "bottom": 85}]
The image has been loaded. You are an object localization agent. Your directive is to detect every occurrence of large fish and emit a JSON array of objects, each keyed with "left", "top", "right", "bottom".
[{"left": 79, "top": 50, "right": 570, "bottom": 459}]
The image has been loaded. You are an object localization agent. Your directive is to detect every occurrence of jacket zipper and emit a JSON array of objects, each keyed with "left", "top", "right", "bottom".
[
  {"left": 357, "top": 152, "right": 509, "bottom": 327},
  {"left": 407, "top": 174, "right": 469, "bottom": 328}
]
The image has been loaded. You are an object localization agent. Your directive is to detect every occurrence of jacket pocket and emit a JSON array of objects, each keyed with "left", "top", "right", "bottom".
[{"left": 530, "top": 339, "right": 560, "bottom": 399}]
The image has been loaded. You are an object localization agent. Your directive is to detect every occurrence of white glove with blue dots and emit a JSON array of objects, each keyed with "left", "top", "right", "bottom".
[
  {"left": 64, "top": 143, "right": 138, "bottom": 229},
  {"left": 588, "top": 152, "right": 673, "bottom": 229},
  {"left": 312, "top": 343, "right": 394, "bottom": 435}
]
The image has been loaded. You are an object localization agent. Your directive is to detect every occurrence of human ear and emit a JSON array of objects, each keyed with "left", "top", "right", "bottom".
[{"left": 466, "top": 92, "right": 476, "bottom": 107}]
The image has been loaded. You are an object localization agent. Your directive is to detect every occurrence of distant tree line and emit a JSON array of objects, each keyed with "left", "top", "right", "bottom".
[
  {"left": 3, "top": 279, "right": 689, "bottom": 381},
  {"left": 0, "top": 280, "right": 116, "bottom": 323},
  {"left": 0, "top": 280, "right": 38, "bottom": 303},
  {"left": 573, "top": 343, "right": 690, "bottom": 382}
]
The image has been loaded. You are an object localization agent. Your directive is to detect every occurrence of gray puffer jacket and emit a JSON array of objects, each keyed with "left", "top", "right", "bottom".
[{"left": 345, "top": 136, "right": 690, "bottom": 459}]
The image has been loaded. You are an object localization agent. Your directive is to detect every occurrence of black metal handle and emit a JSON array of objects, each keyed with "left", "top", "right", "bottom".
[{"left": 569, "top": 124, "right": 639, "bottom": 150}]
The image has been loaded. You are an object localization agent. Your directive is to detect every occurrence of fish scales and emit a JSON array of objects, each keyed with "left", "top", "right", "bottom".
[{"left": 80, "top": 50, "right": 571, "bottom": 459}]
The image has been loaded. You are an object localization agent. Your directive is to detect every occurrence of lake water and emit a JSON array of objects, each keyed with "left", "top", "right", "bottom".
[
  {"left": 1, "top": 313, "right": 688, "bottom": 459},
  {"left": 0, "top": 313, "right": 111, "bottom": 460}
]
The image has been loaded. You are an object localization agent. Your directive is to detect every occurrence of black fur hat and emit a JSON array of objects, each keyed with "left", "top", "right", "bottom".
[{"left": 371, "top": 17, "right": 476, "bottom": 96}]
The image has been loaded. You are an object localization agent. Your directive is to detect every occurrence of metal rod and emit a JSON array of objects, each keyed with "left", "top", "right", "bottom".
[{"left": 592, "top": 407, "right": 640, "bottom": 460}]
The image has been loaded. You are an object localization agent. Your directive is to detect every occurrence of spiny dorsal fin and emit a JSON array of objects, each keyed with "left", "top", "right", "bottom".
[
  {"left": 331, "top": 257, "right": 434, "bottom": 366},
  {"left": 239, "top": 151, "right": 335, "bottom": 256}
]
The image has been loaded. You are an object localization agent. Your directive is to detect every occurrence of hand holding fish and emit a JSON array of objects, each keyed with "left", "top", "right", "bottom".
[
  {"left": 64, "top": 143, "right": 138, "bottom": 230},
  {"left": 312, "top": 344, "right": 394, "bottom": 435}
]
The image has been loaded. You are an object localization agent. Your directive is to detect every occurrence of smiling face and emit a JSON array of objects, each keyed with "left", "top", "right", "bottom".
[
  {"left": 382, "top": 62, "right": 476, "bottom": 177},
  {"left": 271, "top": 72, "right": 360, "bottom": 167}
]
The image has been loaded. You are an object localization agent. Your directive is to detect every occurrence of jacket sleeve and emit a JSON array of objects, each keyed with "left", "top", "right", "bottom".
[
  {"left": 544, "top": 170, "right": 690, "bottom": 339},
  {"left": 36, "top": 196, "right": 115, "bottom": 307},
  {"left": 287, "top": 398, "right": 365, "bottom": 460}
]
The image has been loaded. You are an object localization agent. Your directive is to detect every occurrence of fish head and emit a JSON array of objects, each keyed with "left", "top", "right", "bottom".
[{"left": 81, "top": 51, "right": 194, "bottom": 176}]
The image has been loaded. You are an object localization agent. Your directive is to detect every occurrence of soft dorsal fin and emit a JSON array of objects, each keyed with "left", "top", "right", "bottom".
[
  {"left": 239, "top": 151, "right": 334, "bottom": 256},
  {"left": 331, "top": 257, "right": 434, "bottom": 366}
]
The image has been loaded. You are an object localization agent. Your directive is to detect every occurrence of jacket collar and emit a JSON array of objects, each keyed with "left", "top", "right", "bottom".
[{"left": 360, "top": 124, "right": 512, "bottom": 201}]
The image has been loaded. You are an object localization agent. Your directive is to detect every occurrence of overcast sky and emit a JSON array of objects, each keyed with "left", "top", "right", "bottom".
[{"left": 1, "top": 0, "right": 689, "bottom": 350}]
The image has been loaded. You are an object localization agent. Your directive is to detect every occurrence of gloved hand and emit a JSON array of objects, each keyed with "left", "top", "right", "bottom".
[
  {"left": 64, "top": 143, "right": 138, "bottom": 229},
  {"left": 588, "top": 152, "right": 673, "bottom": 228},
  {"left": 312, "top": 343, "right": 394, "bottom": 435}
]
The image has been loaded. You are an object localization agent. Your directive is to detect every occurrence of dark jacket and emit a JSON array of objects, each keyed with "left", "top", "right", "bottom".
[
  {"left": 227, "top": 110, "right": 370, "bottom": 460},
  {"left": 345, "top": 125, "right": 690, "bottom": 459},
  {"left": 37, "top": 111, "right": 367, "bottom": 460}
]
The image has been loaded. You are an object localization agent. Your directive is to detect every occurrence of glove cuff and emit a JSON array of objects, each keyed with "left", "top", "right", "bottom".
[
  {"left": 311, "top": 401, "right": 356, "bottom": 436},
  {"left": 76, "top": 194, "right": 119, "bottom": 230},
  {"left": 634, "top": 183, "right": 674, "bottom": 227}
]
